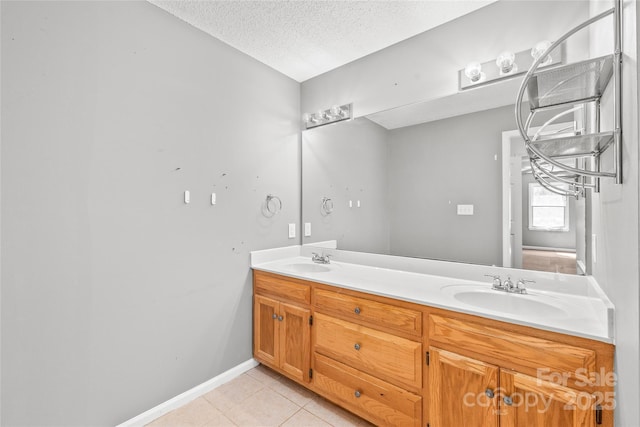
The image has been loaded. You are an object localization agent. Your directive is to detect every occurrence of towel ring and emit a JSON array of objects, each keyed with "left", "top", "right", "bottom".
[
  {"left": 321, "top": 197, "right": 334, "bottom": 215},
  {"left": 265, "top": 194, "right": 282, "bottom": 215}
]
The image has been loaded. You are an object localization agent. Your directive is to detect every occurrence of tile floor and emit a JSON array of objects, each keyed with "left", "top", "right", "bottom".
[{"left": 146, "top": 364, "right": 373, "bottom": 427}]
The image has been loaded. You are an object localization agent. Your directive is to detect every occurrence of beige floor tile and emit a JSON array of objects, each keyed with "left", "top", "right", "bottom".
[
  {"left": 281, "top": 409, "right": 332, "bottom": 427},
  {"left": 244, "top": 364, "right": 281, "bottom": 386},
  {"left": 224, "top": 387, "right": 300, "bottom": 427},
  {"left": 268, "top": 375, "right": 316, "bottom": 407},
  {"left": 304, "top": 397, "right": 372, "bottom": 427},
  {"left": 146, "top": 397, "right": 234, "bottom": 427},
  {"left": 146, "top": 368, "right": 378, "bottom": 427},
  {"left": 202, "top": 373, "right": 265, "bottom": 412},
  {"left": 201, "top": 413, "right": 237, "bottom": 427}
]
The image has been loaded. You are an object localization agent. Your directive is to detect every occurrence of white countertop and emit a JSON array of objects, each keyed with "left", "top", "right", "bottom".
[{"left": 251, "top": 247, "right": 614, "bottom": 343}]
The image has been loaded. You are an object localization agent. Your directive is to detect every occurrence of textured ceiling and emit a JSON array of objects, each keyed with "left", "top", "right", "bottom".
[{"left": 149, "top": 1, "right": 497, "bottom": 82}]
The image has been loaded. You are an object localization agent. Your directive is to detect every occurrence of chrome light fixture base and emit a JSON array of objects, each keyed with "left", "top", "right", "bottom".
[{"left": 303, "top": 103, "right": 353, "bottom": 130}]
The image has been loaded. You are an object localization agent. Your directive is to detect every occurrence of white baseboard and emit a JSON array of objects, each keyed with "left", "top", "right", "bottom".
[
  {"left": 117, "top": 358, "right": 259, "bottom": 427},
  {"left": 522, "top": 245, "right": 576, "bottom": 253}
]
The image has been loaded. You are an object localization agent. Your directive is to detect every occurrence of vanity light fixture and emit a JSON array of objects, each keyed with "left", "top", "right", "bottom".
[
  {"left": 303, "top": 103, "right": 353, "bottom": 129},
  {"left": 459, "top": 44, "right": 564, "bottom": 91}
]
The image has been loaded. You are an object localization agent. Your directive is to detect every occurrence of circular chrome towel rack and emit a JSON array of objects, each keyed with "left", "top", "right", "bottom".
[{"left": 515, "top": 1, "right": 622, "bottom": 198}]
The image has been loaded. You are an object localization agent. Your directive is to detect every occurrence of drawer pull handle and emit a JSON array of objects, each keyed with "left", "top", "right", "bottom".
[
  {"left": 272, "top": 314, "right": 277, "bottom": 319},
  {"left": 278, "top": 315, "right": 283, "bottom": 321},
  {"left": 354, "top": 390, "right": 362, "bottom": 398},
  {"left": 503, "top": 396, "right": 513, "bottom": 406},
  {"left": 354, "top": 343, "right": 361, "bottom": 351},
  {"left": 354, "top": 307, "right": 361, "bottom": 314},
  {"left": 484, "top": 388, "right": 495, "bottom": 399}
]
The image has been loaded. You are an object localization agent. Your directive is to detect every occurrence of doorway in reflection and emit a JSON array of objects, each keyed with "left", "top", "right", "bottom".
[{"left": 502, "top": 125, "right": 587, "bottom": 275}]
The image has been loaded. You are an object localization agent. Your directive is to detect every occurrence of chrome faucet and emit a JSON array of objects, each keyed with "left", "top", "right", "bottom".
[
  {"left": 503, "top": 276, "right": 515, "bottom": 292},
  {"left": 485, "top": 274, "right": 533, "bottom": 294},
  {"left": 312, "top": 252, "right": 331, "bottom": 264}
]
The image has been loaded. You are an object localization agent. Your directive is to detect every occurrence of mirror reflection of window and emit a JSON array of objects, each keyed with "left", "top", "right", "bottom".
[{"left": 528, "top": 183, "right": 570, "bottom": 232}]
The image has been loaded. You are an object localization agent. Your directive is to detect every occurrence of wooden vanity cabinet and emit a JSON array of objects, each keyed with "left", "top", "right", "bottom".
[
  {"left": 252, "top": 271, "right": 614, "bottom": 427},
  {"left": 426, "top": 311, "right": 614, "bottom": 427},
  {"left": 253, "top": 272, "right": 311, "bottom": 383}
]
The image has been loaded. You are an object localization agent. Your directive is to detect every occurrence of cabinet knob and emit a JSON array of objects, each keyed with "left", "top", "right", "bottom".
[
  {"left": 354, "top": 307, "right": 361, "bottom": 315},
  {"left": 503, "top": 396, "right": 513, "bottom": 406},
  {"left": 278, "top": 315, "right": 283, "bottom": 321},
  {"left": 272, "top": 313, "right": 277, "bottom": 320},
  {"left": 354, "top": 390, "right": 362, "bottom": 398},
  {"left": 484, "top": 388, "right": 495, "bottom": 399},
  {"left": 354, "top": 343, "right": 361, "bottom": 351}
]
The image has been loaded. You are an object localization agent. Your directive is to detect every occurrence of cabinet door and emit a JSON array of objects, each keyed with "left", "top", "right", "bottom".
[
  {"left": 500, "top": 369, "right": 595, "bottom": 427},
  {"left": 429, "top": 347, "right": 499, "bottom": 427},
  {"left": 279, "top": 302, "right": 311, "bottom": 382},
  {"left": 254, "top": 295, "right": 279, "bottom": 367}
]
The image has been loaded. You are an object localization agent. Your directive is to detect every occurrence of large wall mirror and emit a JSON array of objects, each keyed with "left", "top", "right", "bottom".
[{"left": 302, "top": 100, "right": 589, "bottom": 275}]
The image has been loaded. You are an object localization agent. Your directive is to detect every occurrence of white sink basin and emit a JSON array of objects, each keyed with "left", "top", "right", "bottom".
[
  {"left": 442, "top": 285, "right": 568, "bottom": 318},
  {"left": 282, "top": 263, "right": 330, "bottom": 273}
]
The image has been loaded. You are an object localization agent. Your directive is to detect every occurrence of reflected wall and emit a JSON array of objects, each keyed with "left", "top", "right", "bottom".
[{"left": 303, "top": 104, "right": 521, "bottom": 266}]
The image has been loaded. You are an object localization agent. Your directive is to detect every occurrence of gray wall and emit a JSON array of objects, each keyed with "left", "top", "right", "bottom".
[
  {"left": 301, "top": 1, "right": 589, "bottom": 118},
  {"left": 1, "top": 1, "right": 300, "bottom": 425},
  {"left": 521, "top": 173, "right": 577, "bottom": 250},
  {"left": 302, "top": 118, "right": 390, "bottom": 254},
  {"left": 387, "top": 105, "right": 514, "bottom": 266}
]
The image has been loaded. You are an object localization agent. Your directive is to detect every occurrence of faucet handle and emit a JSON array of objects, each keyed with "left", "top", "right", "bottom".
[
  {"left": 511, "top": 278, "right": 534, "bottom": 294},
  {"left": 516, "top": 278, "right": 535, "bottom": 288},
  {"left": 485, "top": 274, "right": 502, "bottom": 289}
]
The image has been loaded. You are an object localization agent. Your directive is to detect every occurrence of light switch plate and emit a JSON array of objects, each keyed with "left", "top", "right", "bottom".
[
  {"left": 457, "top": 204, "right": 474, "bottom": 215},
  {"left": 288, "top": 223, "right": 296, "bottom": 239},
  {"left": 304, "top": 222, "right": 311, "bottom": 237}
]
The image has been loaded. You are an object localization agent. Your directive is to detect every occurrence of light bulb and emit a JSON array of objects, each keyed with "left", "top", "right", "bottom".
[
  {"left": 316, "top": 110, "right": 327, "bottom": 121},
  {"left": 496, "top": 51, "right": 517, "bottom": 75},
  {"left": 330, "top": 105, "right": 343, "bottom": 117},
  {"left": 531, "top": 40, "right": 554, "bottom": 66},
  {"left": 464, "top": 62, "right": 485, "bottom": 83},
  {"left": 302, "top": 113, "right": 312, "bottom": 123}
]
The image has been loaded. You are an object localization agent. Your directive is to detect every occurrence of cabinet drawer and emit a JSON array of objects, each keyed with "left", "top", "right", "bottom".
[
  {"left": 314, "top": 313, "right": 422, "bottom": 389},
  {"left": 314, "top": 288, "right": 422, "bottom": 337},
  {"left": 254, "top": 271, "right": 310, "bottom": 305},
  {"left": 314, "top": 353, "right": 421, "bottom": 427},
  {"left": 429, "top": 314, "right": 597, "bottom": 380}
]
